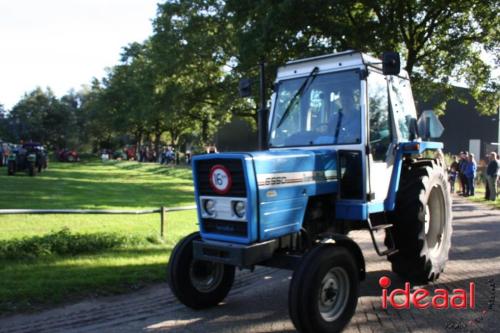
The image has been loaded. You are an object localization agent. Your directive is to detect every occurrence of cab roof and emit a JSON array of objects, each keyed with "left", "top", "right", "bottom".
[{"left": 277, "top": 50, "right": 409, "bottom": 80}]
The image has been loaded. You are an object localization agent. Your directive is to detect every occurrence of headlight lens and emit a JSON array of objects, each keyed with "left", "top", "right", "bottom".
[
  {"left": 203, "top": 199, "right": 216, "bottom": 215},
  {"left": 233, "top": 201, "right": 246, "bottom": 218}
]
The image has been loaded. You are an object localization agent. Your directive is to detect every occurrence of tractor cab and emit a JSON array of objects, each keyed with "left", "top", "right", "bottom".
[{"left": 268, "top": 51, "right": 419, "bottom": 214}]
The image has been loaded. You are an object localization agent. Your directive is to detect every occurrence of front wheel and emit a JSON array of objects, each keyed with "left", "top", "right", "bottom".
[
  {"left": 167, "top": 232, "right": 235, "bottom": 309},
  {"left": 289, "top": 245, "right": 359, "bottom": 333}
]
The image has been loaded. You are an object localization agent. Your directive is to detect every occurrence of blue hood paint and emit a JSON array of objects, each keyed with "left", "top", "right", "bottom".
[
  {"left": 250, "top": 149, "right": 337, "bottom": 174},
  {"left": 250, "top": 149, "right": 338, "bottom": 241},
  {"left": 193, "top": 149, "right": 338, "bottom": 244}
]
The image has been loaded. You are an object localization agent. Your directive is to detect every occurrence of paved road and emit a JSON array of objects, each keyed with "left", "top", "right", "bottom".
[{"left": 1, "top": 197, "right": 499, "bottom": 333}]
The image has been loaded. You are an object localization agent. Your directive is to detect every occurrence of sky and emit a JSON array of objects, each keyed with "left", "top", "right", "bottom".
[{"left": 0, "top": 0, "right": 160, "bottom": 110}]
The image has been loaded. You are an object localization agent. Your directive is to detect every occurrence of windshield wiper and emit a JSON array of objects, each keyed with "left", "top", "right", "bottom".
[
  {"left": 333, "top": 109, "right": 344, "bottom": 144},
  {"left": 276, "top": 66, "right": 319, "bottom": 129}
]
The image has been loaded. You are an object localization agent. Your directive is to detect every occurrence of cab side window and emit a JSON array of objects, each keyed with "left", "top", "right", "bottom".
[
  {"left": 390, "top": 77, "right": 416, "bottom": 140},
  {"left": 368, "top": 72, "right": 392, "bottom": 161}
]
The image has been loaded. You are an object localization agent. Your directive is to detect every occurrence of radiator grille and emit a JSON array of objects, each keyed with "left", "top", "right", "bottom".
[{"left": 195, "top": 159, "right": 246, "bottom": 197}]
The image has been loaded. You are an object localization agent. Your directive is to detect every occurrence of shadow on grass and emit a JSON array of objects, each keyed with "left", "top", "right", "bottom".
[
  {"left": 0, "top": 174, "right": 194, "bottom": 209},
  {"left": 0, "top": 246, "right": 173, "bottom": 314}
]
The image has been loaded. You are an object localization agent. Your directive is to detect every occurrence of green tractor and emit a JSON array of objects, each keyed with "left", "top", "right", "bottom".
[{"left": 7, "top": 143, "right": 47, "bottom": 176}]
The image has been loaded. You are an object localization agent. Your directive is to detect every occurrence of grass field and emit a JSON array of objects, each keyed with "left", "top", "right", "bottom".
[
  {"left": 0, "top": 161, "right": 198, "bottom": 313},
  {"left": 469, "top": 187, "right": 500, "bottom": 209}
]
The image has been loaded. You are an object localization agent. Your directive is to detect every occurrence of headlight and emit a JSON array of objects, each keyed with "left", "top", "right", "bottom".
[
  {"left": 233, "top": 201, "right": 246, "bottom": 218},
  {"left": 203, "top": 199, "right": 216, "bottom": 216}
]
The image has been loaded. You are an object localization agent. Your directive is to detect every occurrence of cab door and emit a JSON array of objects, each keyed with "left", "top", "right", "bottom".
[{"left": 367, "top": 71, "right": 395, "bottom": 203}]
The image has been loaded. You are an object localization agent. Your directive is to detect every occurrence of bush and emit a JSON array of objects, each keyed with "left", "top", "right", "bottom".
[{"left": 0, "top": 228, "right": 143, "bottom": 260}]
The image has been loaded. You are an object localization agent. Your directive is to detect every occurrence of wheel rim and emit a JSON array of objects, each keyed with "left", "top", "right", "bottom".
[
  {"left": 189, "top": 260, "right": 224, "bottom": 293},
  {"left": 425, "top": 185, "right": 446, "bottom": 257},
  {"left": 318, "top": 266, "right": 350, "bottom": 322}
]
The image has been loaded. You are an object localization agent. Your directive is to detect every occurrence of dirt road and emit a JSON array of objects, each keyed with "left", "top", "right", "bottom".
[{"left": 1, "top": 197, "right": 499, "bottom": 332}]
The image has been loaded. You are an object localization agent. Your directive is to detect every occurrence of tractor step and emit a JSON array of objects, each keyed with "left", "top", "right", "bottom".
[
  {"left": 370, "top": 223, "right": 393, "bottom": 230},
  {"left": 367, "top": 218, "right": 399, "bottom": 257}
]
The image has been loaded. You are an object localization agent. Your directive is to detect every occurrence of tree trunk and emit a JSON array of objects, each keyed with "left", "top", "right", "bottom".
[
  {"left": 135, "top": 129, "right": 143, "bottom": 161},
  {"left": 201, "top": 116, "right": 209, "bottom": 145},
  {"left": 154, "top": 131, "right": 162, "bottom": 163}
]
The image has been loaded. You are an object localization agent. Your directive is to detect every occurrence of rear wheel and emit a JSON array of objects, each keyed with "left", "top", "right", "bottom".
[
  {"left": 168, "top": 232, "right": 235, "bottom": 309},
  {"left": 289, "top": 245, "right": 359, "bottom": 333},
  {"left": 386, "top": 159, "right": 452, "bottom": 283}
]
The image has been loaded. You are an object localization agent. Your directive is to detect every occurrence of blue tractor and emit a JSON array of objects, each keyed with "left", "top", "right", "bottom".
[{"left": 168, "top": 51, "right": 452, "bottom": 332}]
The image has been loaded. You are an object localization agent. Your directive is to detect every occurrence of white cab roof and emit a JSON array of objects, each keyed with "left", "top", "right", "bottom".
[{"left": 276, "top": 50, "right": 409, "bottom": 80}]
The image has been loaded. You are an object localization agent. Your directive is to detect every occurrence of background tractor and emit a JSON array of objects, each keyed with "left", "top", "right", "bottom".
[
  {"left": 7, "top": 142, "right": 48, "bottom": 176},
  {"left": 168, "top": 51, "right": 452, "bottom": 333}
]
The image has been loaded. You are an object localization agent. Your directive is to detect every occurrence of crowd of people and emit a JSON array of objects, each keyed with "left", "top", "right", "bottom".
[
  {"left": 448, "top": 151, "right": 499, "bottom": 200},
  {"left": 100, "top": 145, "right": 199, "bottom": 165}
]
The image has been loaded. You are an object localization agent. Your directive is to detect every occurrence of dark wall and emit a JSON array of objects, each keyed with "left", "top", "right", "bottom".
[
  {"left": 215, "top": 117, "right": 257, "bottom": 152},
  {"left": 418, "top": 86, "right": 499, "bottom": 158}
]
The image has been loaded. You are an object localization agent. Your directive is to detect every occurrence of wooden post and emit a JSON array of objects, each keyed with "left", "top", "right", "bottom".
[{"left": 160, "top": 206, "right": 165, "bottom": 238}]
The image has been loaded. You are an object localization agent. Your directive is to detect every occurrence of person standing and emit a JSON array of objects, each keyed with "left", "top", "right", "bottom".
[
  {"left": 448, "top": 155, "right": 459, "bottom": 193},
  {"left": 486, "top": 152, "right": 499, "bottom": 201},
  {"left": 458, "top": 152, "right": 469, "bottom": 195},
  {"left": 484, "top": 154, "right": 491, "bottom": 200},
  {"left": 2, "top": 143, "right": 10, "bottom": 165},
  {"left": 465, "top": 153, "right": 477, "bottom": 196}
]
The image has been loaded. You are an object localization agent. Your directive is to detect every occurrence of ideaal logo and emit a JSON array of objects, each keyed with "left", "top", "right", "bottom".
[
  {"left": 379, "top": 276, "right": 496, "bottom": 330},
  {"left": 379, "top": 276, "right": 475, "bottom": 309}
]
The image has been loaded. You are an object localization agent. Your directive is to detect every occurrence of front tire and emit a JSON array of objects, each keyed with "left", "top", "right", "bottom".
[
  {"left": 387, "top": 159, "right": 452, "bottom": 283},
  {"left": 289, "top": 245, "right": 359, "bottom": 333},
  {"left": 167, "top": 232, "right": 235, "bottom": 309}
]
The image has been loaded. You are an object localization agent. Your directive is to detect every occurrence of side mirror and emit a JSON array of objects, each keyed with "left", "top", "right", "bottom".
[
  {"left": 238, "top": 78, "right": 253, "bottom": 97},
  {"left": 417, "top": 110, "right": 444, "bottom": 140},
  {"left": 382, "top": 51, "right": 400, "bottom": 75}
]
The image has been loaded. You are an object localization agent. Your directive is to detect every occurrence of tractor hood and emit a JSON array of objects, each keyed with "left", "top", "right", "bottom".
[
  {"left": 192, "top": 149, "right": 338, "bottom": 243},
  {"left": 249, "top": 149, "right": 338, "bottom": 240},
  {"left": 250, "top": 149, "right": 338, "bottom": 192}
]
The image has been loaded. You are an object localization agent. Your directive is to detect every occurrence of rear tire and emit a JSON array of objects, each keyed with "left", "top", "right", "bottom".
[
  {"left": 386, "top": 159, "right": 452, "bottom": 283},
  {"left": 289, "top": 245, "right": 359, "bottom": 333},
  {"left": 168, "top": 232, "right": 235, "bottom": 309}
]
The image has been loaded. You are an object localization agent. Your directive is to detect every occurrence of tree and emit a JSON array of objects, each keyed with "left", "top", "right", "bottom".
[
  {"left": 224, "top": 0, "right": 499, "bottom": 115},
  {"left": 151, "top": 0, "right": 234, "bottom": 147},
  {"left": 0, "top": 104, "right": 6, "bottom": 139},
  {"left": 9, "top": 88, "right": 75, "bottom": 147}
]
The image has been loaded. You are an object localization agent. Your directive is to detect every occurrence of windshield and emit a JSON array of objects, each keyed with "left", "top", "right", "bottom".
[{"left": 269, "top": 70, "right": 361, "bottom": 147}]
